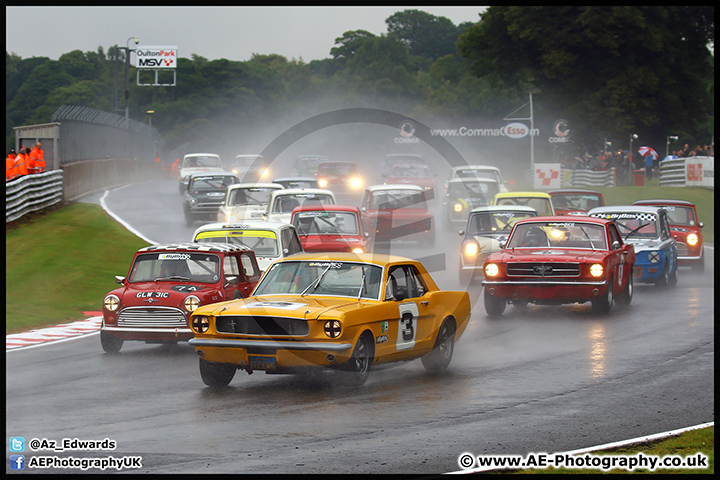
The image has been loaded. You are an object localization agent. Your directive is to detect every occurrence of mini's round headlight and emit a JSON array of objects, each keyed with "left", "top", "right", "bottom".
[
  {"left": 453, "top": 203, "right": 463, "bottom": 213},
  {"left": 687, "top": 233, "right": 699, "bottom": 246},
  {"left": 189, "top": 198, "right": 198, "bottom": 206},
  {"left": 590, "top": 264, "right": 604, "bottom": 277},
  {"left": 324, "top": 320, "right": 341, "bottom": 338},
  {"left": 464, "top": 241, "right": 479, "bottom": 257},
  {"left": 104, "top": 295, "right": 120, "bottom": 312},
  {"left": 191, "top": 315, "right": 210, "bottom": 334},
  {"left": 184, "top": 295, "right": 200, "bottom": 312},
  {"left": 485, "top": 263, "right": 499, "bottom": 277}
]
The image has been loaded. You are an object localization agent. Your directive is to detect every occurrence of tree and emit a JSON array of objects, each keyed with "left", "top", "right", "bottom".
[
  {"left": 386, "top": 9, "right": 474, "bottom": 62},
  {"left": 458, "top": 6, "right": 714, "bottom": 149}
]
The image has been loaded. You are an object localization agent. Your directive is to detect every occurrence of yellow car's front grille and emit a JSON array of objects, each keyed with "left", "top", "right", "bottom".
[{"left": 216, "top": 316, "right": 309, "bottom": 336}]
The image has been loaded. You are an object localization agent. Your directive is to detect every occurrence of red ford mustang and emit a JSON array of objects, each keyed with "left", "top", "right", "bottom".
[
  {"left": 291, "top": 204, "right": 370, "bottom": 254},
  {"left": 482, "top": 216, "right": 635, "bottom": 316}
]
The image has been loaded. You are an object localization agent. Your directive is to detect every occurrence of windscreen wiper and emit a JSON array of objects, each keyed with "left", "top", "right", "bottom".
[{"left": 300, "top": 264, "right": 332, "bottom": 297}]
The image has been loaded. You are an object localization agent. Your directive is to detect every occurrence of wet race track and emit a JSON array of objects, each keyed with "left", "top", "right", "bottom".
[{"left": 6, "top": 178, "right": 714, "bottom": 474}]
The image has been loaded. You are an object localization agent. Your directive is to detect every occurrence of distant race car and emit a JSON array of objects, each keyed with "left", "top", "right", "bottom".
[
  {"left": 217, "top": 183, "right": 284, "bottom": 223},
  {"left": 458, "top": 205, "right": 538, "bottom": 284},
  {"left": 384, "top": 163, "right": 437, "bottom": 192},
  {"left": 178, "top": 153, "right": 225, "bottom": 194},
  {"left": 492, "top": 191, "right": 555, "bottom": 216},
  {"left": 316, "top": 162, "right": 364, "bottom": 192},
  {"left": 549, "top": 189, "right": 605, "bottom": 216},
  {"left": 101, "top": 243, "right": 261, "bottom": 353},
  {"left": 291, "top": 204, "right": 370, "bottom": 254},
  {"left": 633, "top": 199, "right": 705, "bottom": 271},
  {"left": 183, "top": 172, "right": 239, "bottom": 226},
  {"left": 361, "top": 184, "right": 435, "bottom": 246},
  {"left": 265, "top": 188, "right": 336, "bottom": 224},
  {"left": 588, "top": 205, "right": 678, "bottom": 287},
  {"left": 192, "top": 221, "right": 304, "bottom": 273},
  {"left": 227, "top": 154, "right": 270, "bottom": 182},
  {"left": 482, "top": 216, "right": 635, "bottom": 316},
  {"left": 447, "top": 165, "right": 508, "bottom": 192},
  {"left": 443, "top": 178, "right": 501, "bottom": 227},
  {"left": 188, "top": 252, "right": 471, "bottom": 387}
]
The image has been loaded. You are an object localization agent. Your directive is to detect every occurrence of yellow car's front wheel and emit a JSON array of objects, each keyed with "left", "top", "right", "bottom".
[{"left": 199, "top": 359, "right": 236, "bottom": 388}]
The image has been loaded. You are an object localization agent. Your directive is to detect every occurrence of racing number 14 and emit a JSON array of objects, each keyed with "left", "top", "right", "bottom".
[{"left": 396, "top": 302, "right": 419, "bottom": 351}]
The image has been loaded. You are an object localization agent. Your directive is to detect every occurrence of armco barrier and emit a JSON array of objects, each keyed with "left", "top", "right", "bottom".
[
  {"left": 660, "top": 156, "right": 714, "bottom": 189},
  {"left": 6, "top": 158, "right": 165, "bottom": 223},
  {"left": 5, "top": 170, "right": 64, "bottom": 222}
]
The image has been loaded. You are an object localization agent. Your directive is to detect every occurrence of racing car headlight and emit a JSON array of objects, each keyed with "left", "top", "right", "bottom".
[
  {"left": 453, "top": 203, "right": 464, "bottom": 213},
  {"left": 261, "top": 168, "right": 270, "bottom": 178},
  {"left": 318, "top": 178, "right": 328, "bottom": 188},
  {"left": 352, "top": 247, "right": 364, "bottom": 254},
  {"left": 104, "top": 295, "right": 120, "bottom": 312},
  {"left": 484, "top": 263, "right": 499, "bottom": 277},
  {"left": 590, "top": 264, "right": 604, "bottom": 277},
  {"left": 189, "top": 198, "right": 198, "bottom": 207},
  {"left": 464, "top": 241, "right": 479, "bottom": 257},
  {"left": 227, "top": 214, "right": 238, "bottom": 223},
  {"left": 324, "top": 320, "right": 341, "bottom": 339},
  {"left": 191, "top": 315, "right": 210, "bottom": 334},
  {"left": 184, "top": 295, "right": 200, "bottom": 312},
  {"left": 687, "top": 233, "right": 699, "bottom": 246},
  {"left": 349, "top": 176, "right": 363, "bottom": 189}
]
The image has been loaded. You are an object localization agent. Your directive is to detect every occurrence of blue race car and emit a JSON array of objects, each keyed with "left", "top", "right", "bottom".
[{"left": 588, "top": 205, "right": 678, "bottom": 287}]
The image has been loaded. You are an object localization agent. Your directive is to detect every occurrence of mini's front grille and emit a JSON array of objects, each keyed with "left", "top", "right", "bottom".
[
  {"left": 507, "top": 262, "right": 581, "bottom": 277},
  {"left": 216, "top": 316, "right": 309, "bottom": 336},
  {"left": 675, "top": 242, "right": 689, "bottom": 256},
  {"left": 118, "top": 306, "right": 187, "bottom": 328}
]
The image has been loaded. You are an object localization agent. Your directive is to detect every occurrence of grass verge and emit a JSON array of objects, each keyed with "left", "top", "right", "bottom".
[
  {"left": 5, "top": 202, "right": 149, "bottom": 333},
  {"left": 506, "top": 425, "right": 713, "bottom": 474}
]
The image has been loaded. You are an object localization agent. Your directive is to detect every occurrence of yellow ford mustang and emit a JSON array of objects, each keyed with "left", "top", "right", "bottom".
[{"left": 188, "top": 252, "right": 471, "bottom": 387}]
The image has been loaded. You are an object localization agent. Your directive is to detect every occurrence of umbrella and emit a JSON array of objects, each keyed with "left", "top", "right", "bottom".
[{"left": 638, "top": 146, "right": 658, "bottom": 158}]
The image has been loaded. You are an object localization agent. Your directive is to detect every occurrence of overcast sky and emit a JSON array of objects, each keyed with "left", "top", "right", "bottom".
[{"left": 6, "top": 6, "right": 486, "bottom": 62}]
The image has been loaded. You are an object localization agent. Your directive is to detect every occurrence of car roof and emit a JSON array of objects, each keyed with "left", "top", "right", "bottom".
[
  {"left": 273, "top": 176, "right": 317, "bottom": 182},
  {"left": 494, "top": 191, "right": 551, "bottom": 198},
  {"left": 633, "top": 199, "right": 696, "bottom": 207},
  {"left": 226, "top": 182, "right": 284, "bottom": 190},
  {"left": 366, "top": 184, "right": 423, "bottom": 192},
  {"left": 469, "top": 205, "right": 538, "bottom": 214},
  {"left": 292, "top": 204, "right": 360, "bottom": 213},
  {"left": 189, "top": 171, "right": 237, "bottom": 178},
  {"left": 193, "top": 221, "right": 292, "bottom": 235},
  {"left": 235, "top": 154, "right": 263, "bottom": 158},
  {"left": 588, "top": 205, "right": 666, "bottom": 215},
  {"left": 451, "top": 165, "right": 500, "bottom": 171},
  {"left": 386, "top": 153, "right": 422, "bottom": 157},
  {"left": 318, "top": 162, "right": 356, "bottom": 167},
  {"left": 272, "top": 251, "right": 419, "bottom": 267},
  {"left": 138, "top": 242, "right": 251, "bottom": 253},
  {"left": 296, "top": 154, "right": 328, "bottom": 159},
  {"left": 516, "top": 215, "right": 612, "bottom": 226},
  {"left": 183, "top": 153, "right": 219, "bottom": 158},
  {"left": 270, "top": 188, "right": 335, "bottom": 196},
  {"left": 448, "top": 177, "right": 501, "bottom": 185},
  {"left": 548, "top": 189, "right": 602, "bottom": 195}
]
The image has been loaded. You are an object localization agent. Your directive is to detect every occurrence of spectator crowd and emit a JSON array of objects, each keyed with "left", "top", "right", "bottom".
[{"left": 6, "top": 142, "right": 45, "bottom": 181}]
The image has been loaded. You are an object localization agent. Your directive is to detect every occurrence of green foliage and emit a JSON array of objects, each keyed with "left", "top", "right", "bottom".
[
  {"left": 458, "top": 6, "right": 714, "bottom": 152},
  {"left": 5, "top": 7, "right": 713, "bottom": 157}
]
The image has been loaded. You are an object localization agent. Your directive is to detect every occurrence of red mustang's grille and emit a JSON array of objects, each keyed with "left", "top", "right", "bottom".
[
  {"left": 507, "top": 262, "right": 581, "bottom": 277},
  {"left": 216, "top": 316, "right": 309, "bottom": 336}
]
